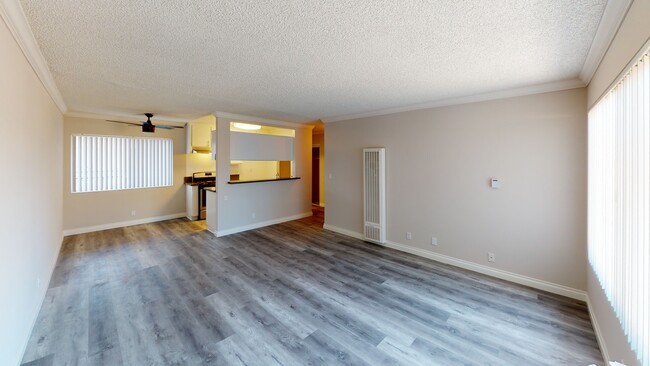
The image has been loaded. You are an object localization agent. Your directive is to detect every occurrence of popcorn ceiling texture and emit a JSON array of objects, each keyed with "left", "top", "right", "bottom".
[{"left": 20, "top": 0, "right": 606, "bottom": 122}]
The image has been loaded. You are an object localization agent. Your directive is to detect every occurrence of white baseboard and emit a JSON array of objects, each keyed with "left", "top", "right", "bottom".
[
  {"left": 323, "top": 224, "right": 587, "bottom": 301},
  {"left": 216, "top": 211, "right": 313, "bottom": 237},
  {"left": 63, "top": 213, "right": 186, "bottom": 236},
  {"left": 18, "top": 233, "right": 63, "bottom": 366},
  {"left": 586, "top": 295, "right": 610, "bottom": 364},
  {"left": 323, "top": 224, "right": 364, "bottom": 240}
]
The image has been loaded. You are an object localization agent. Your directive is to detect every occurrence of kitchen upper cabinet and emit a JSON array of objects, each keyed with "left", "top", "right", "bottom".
[{"left": 191, "top": 124, "right": 212, "bottom": 152}]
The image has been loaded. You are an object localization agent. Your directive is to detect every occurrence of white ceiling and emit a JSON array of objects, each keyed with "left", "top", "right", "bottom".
[{"left": 19, "top": 0, "right": 608, "bottom": 123}]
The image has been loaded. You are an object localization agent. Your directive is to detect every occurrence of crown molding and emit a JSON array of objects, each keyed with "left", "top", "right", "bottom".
[
  {"left": 579, "top": 0, "right": 633, "bottom": 84},
  {"left": 214, "top": 111, "right": 312, "bottom": 129},
  {"left": 0, "top": 0, "right": 67, "bottom": 113},
  {"left": 64, "top": 111, "right": 188, "bottom": 126},
  {"left": 322, "top": 78, "right": 585, "bottom": 123}
]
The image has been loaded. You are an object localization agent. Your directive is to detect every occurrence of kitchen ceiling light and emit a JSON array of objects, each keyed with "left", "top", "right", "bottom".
[{"left": 233, "top": 122, "right": 262, "bottom": 130}]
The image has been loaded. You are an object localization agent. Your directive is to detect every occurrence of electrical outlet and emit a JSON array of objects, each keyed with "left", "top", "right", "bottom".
[
  {"left": 252, "top": 212, "right": 256, "bottom": 219},
  {"left": 130, "top": 210, "right": 136, "bottom": 216},
  {"left": 406, "top": 232, "right": 412, "bottom": 240},
  {"left": 488, "top": 252, "right": 496, "bottom": 262},
  {"left": 224, "top": 195, "right": 229, "bottom": 201},
  {"left": 431, "top": 237, "right": 438, "bottom": 245},
  {"left": 37, "top": 278, "right": 40, "bottom": 289}
]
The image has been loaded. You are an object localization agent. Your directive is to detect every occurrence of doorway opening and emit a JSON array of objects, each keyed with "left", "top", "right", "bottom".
[
  {"left": 312, "top": 124, "right": 325, "bottom": 208},
  {"left": 312, "top": 147, "right": 320, "bottom": 204}
]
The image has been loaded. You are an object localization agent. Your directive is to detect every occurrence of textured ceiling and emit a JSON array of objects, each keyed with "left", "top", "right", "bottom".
[{"left": 20, "top": 0, "right": 607, "bottom": 122}]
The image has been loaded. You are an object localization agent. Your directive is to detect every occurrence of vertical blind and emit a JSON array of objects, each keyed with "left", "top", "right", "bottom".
[
  {"left": 588, "top": 48, "right": 649, "bottom": 366},
  {"left": 72, "top": 135, "right": 173, "bottom": 193}
]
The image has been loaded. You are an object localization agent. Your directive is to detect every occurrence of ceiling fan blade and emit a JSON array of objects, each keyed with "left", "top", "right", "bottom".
[
  {"left": 155, "top": 124, "right": 185, "bottom": 129},
  {"left": 106, "top": 120, "right": 142, "bottom": 127}
]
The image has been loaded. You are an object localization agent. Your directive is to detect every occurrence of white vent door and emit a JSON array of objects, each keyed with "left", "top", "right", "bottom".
[{"left": 363, "top": 148, "right": 386, "bottom": 244}]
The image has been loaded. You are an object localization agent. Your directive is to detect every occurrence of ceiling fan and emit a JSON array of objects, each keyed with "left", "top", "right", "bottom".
[{"left": 106, "top": 113, "right": 184, "bottom": 133}]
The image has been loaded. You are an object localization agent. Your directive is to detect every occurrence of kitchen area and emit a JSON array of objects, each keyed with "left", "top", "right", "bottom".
[
  {"left": 184, "top": 114, "right": 301, "bottom": 236},
  {"left": 184, "top": 115, "right": 217, "bottom": 231}
]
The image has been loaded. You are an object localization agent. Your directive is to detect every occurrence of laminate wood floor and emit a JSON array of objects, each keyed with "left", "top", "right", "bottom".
[{"left": 22, "top": 209, "right": 603, "bottom": 365}]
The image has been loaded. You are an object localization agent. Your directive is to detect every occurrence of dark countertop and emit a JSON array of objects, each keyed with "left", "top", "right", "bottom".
[
  {"left": 184, "top": 176, "right": 216, "bottom": 186},
  {"left": 228, "top": 177, "right": 301, "bottom": 184}
]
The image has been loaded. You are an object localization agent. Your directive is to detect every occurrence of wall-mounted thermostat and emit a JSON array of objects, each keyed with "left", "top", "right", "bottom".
[{"left": 490, "top": 178, "right": 501, "bottom": 189}]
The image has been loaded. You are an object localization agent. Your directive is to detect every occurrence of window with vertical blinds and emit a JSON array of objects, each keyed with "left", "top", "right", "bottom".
[
  {"left": 72, "top": 135, "right": 173, "bottom": 193},
  {"left": 588, "top": 47, "right": 649, "bottom": 366}
]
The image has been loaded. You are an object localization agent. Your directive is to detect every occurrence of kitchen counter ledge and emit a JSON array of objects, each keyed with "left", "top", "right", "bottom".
[{"left": 228, "top": 177, "right": 301, "bottom": 184}]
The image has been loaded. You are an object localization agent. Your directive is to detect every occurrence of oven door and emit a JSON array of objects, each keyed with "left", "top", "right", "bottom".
[{"left": 199, "top": 187, "right": 207, "bottom": 220}]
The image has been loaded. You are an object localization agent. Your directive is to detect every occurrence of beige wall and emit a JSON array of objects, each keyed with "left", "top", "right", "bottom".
[
  {"left": 313, "top": 132, "right": 325, "bottom": 205},
  {"left": 325, "top": 88, "right": 587, "bottom": 290},
  {"left": 186, "top": 152, "right": 214, "bottom": 176},
  {"left": 585, "top": 1, "right": 650, "bottom": 364},
  {"left": 215, "top": 116, "right": 312, "bottom": 235},
  {"left": 63, "top": 117, "right": 186, "bottom": 232},
  {"left": 235, "top": 160, "right": 280, "bottom": 181},
  {"left": 0, "top": 18, "right": 63, "bottom": 366}
]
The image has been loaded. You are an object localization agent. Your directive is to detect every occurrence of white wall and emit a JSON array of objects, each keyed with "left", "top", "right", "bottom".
[
  {"left": 215, "top": 116, "right": 312, "bottom": 236},
  {"left": 0, "top": 17, "right": 63, "bottom": 366},
  {"left": 585, "top": 0, "right": 650, "bottom": 364},
  {"left": 325, "top": 88, "right": 588, "bottom": 291},
  {"left": 63, "top": 116, "right": 186, "bottom": 233}
]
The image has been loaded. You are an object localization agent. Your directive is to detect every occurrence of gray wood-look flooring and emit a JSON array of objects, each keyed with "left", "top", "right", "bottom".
[{"left": 22, "top": 208, "right": 603, "bottom": 365}]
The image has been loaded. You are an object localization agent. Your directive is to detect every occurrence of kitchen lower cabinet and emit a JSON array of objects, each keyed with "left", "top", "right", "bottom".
[
  {"left": 206, "top": 189, "right": 216, "bottom": 233},
  {"left": 186, "top": 185, "right": 198, "bottom": 220}
]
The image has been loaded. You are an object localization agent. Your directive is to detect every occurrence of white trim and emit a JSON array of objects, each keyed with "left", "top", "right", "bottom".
[
  {"left": 214, "top": 111, "right": 313, "bottom": 129},
  {"left": 579, "top": 0, "right": 633, "bottom": 84},
  {"left": 382, "top": 240, "right": 587, "bottom": 300},
  {"left": 323, "top": 224, "right": 587, "bottom": 301},
  {"left": 63, "top": 212, "right": 186, "bottom": 236},
  {"left": 323, "top": 224, "right": 364, "bottom": 240},
  {"left": 322, "top": 79, "right": 585, "bottom": 123},
  {"left": 215, "top": 211, "right": 313, "bottom": 237},
  {"left": 586, "top": 295, "right": 611, "bottom": 364},
  {"left": 589, "top": 35, "right": 650, "bottom": 111},
  {"left": 0, "top": 0, "right": 67, "bottom": 113},
  {"left": 65, "top": 111, "right": 188, "bottom": 126}
]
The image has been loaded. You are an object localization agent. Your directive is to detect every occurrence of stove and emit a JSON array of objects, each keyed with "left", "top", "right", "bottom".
[
  {"left": 192, "top": 171, "right": 215, "bottom": 220},
  {"left": 192, "top": 171, "right": 216, "bottom": 185}
]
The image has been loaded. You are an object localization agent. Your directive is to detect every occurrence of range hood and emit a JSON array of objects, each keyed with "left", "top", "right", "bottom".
[{"left": 191, "top": 146, "right": 211, "bottom": 154}]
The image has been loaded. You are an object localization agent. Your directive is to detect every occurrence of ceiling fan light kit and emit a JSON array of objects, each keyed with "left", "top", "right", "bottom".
[
  {"left": 142, "top": 113, "right": 156, "bottom": 133},
  {"left": 106, "top": 113, "right": 184, "bottom": 133}
]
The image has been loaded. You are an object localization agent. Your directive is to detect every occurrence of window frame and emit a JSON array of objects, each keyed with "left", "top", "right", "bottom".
[
  {"left": 71, "top": 134, "right": 174, "bottom": 193},
  {"left": 588, "top": 42, "right": 650, "bottom": 366}
]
